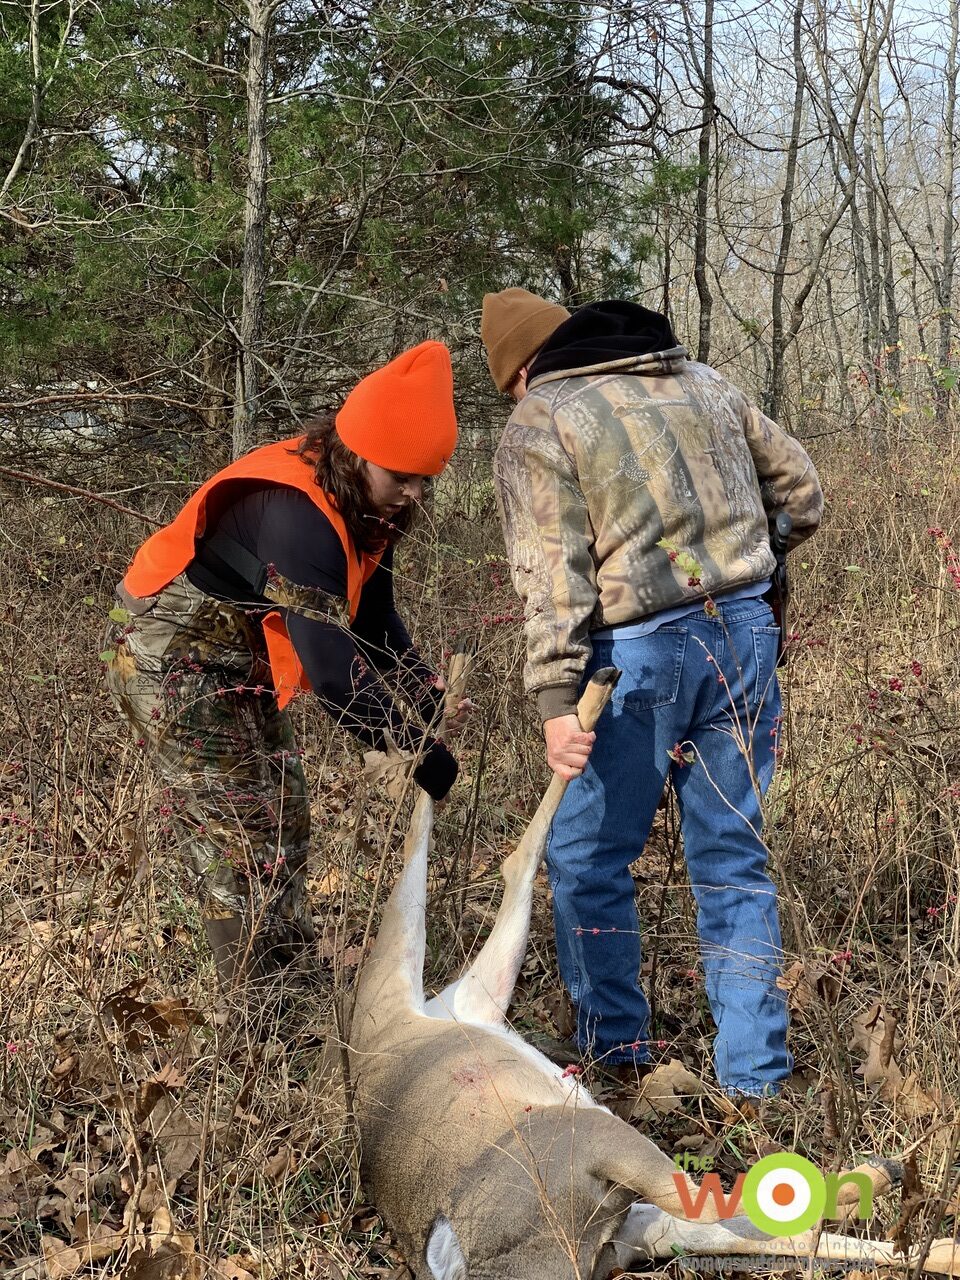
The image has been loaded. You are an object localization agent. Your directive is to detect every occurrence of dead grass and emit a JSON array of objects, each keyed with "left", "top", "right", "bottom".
[{"left": 0, "top": 419, "right": 958, "bottom": 1277}]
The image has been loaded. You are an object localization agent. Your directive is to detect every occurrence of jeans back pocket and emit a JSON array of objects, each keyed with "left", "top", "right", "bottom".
[{"left": 610, "top": 626, "right": 687, "bottom": 716}]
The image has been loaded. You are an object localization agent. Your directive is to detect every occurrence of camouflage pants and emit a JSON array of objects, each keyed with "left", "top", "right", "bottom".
[{"left": 105, "top": 573, "right": 314, "bottom": 986}]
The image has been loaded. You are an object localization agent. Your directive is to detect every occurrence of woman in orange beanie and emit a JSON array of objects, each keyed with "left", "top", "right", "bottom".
[{"left": 105, "top": 341, "right": 466, "bottom": 1005}]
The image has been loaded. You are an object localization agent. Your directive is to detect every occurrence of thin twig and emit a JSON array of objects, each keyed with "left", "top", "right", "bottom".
[{"left": 0, "top": 466, "right": 161, "bottom": 526}]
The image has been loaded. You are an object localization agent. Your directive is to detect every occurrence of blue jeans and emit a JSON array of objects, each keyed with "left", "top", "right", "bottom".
[{"left": 547, "top": 597, "right": 791, "bottom": 1095}]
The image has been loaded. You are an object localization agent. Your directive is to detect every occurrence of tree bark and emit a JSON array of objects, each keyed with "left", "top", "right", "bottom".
[
  {"left": 936, "top": 0, "right": 959, "bottom": 415},
  {"left": 767, "top": 0, "right": 805, "bottom": 420},
  {"left": 689, "top": 0, "right": 715, "bottom": 363},
  {"left": 233, "top": 0, "right": 274, "bottom": 460},
  {"left": 0, "top": 0, "right": 43, "bottom": 208}
]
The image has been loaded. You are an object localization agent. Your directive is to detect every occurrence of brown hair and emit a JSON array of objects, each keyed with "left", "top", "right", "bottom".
[{"left": 293, "top": 413, "right": 414, "bottom": 553}]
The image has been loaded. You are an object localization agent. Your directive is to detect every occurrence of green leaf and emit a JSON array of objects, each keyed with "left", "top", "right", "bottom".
[
  {"left": 99, "top": 648, "right": 117, "bottom": 663},
  {"left": 844, "top": 565, "right": 862, "bottom": 573},
  {"left": 82, "top": 595, "right": 95, "bottom": 606},
  {"left": 108, "top": 606, "right": 130, "bottom": 624}
]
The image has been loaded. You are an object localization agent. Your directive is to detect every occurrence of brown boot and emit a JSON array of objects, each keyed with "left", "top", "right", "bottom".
[
  {"left": 598, "top": 1060, "right": 655, "bottom": 1092},
  {"left": 529, "top": 1032, "right": 583, "bottom": 1068}
]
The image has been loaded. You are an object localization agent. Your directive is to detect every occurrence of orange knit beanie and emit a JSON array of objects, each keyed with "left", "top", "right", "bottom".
[{"left": 335, "top": 340, "right": 458, "bottom": 476}]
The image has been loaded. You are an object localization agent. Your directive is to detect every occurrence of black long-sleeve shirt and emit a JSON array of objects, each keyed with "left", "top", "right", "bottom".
[{"left": 185, "top": 483, "right": 455, "bottom": 798}]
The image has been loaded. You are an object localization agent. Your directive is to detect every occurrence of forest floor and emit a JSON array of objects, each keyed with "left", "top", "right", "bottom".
[{"left": 1, "top": 422, "right": 958, "bottom": 1278}]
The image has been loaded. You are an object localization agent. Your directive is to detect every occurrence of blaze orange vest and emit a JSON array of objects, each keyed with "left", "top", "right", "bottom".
[{"left": 124, "top": 437, "right": 384, "bottom": 708}]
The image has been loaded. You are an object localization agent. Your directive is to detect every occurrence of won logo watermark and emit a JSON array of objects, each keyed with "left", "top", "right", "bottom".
[{"left": 672, "top": 1152, "right": 874, "bottom": 1235}]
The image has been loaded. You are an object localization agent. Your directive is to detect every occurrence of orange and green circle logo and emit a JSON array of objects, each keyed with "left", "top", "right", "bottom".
[{"left": 741, "top": 1153, "right": 827, "bottom": 1235}]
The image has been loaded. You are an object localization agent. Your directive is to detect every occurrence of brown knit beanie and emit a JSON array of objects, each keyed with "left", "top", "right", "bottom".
[{"left": 481, "top": 288, "right": 571, "bottom": 393}]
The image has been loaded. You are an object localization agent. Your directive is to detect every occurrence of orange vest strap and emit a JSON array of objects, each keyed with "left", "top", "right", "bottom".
[
  {"left": 261, "top": 610, "right": 311, "bottom": 710},
  {"left": 123, "top": 438, "right": 384, "bottom": 707}
]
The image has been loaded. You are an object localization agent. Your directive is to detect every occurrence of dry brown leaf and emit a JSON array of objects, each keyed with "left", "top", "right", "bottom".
[
  {"left": 102, "top": 982, "right": 204, "bottom": 1052},
  {"left": 922, "top": 961, "right": 955, "bottom": 989},
  {"left": 314, "top": 867, "right": 341, "bottom": 896},
  {"left": 894, "top": 1071, "right": 938, "bottom": 1119},
  {"left": 135, "top": 1083, "right": 169, "bottom": 1123},
  {"left": 149, "top": 998, "right": 203, "bottom": 1032},
  {"left": 40, "top": 1224, "right": 126, "bottom": 1278},
  {"left": 54, "top": 1168, "right": 87, "bottom": 1217},
  {"left": 86, "top": 1222, "right": 128, "bottom": 1255},
  {"left": 150, "top": 1206, "right": 175, "bottom": 1239},
  {"left": 137, "top": 1169, "right": 173, "bottom": 1218},
  {"left": 151, "top": 1061, "right": 188, "bottom": 1089},
  {"left": 11, "top": 1260, "right": 44, "bottom": 1280},
  {"left": 777, "top": 958, "right": 842, "bottom": 1011},
  {"left": 847, "top": 1002, "right": 940, "bottom": 1117},
  {"left": 673, "top": 1131, "right": 707, "bottom": 1152},
  {"left": 362, "top": 747, "right": 413, "bottom": 801},
  {"left": 41, "top": 1188, "right": 80, "bottom": 1236},
  {"left": 216, "top": 1255, "right": 261, "bottom": 1280},
  {"left": 50, "top": 1053, "right": 80, "bottom": 1082},
  {"left": 317, "top": 926, "right": 341, "bottom": 961},
  {"left": 351, "top": 1208, "right": 380, "bottom": 1232},
  {"left": 625, "top": 1058, "right": 703, "bottom": 1120},
  {"left": 151, "top": 1101, "right": 202, "bottom": 1182},
  {"left": 135, "top": 1062, "right": 187, "bottom": 1122},
  {"left": 261, "top": 1145, "right": 296, "bottom": 1182},
  {"left": 848, "top": 1002, "right": 903, "bottom": 1088},
  {"left": 78, "top": 1048, "right": 119, "bottom": 1089},
  {"left": 109, "top": 824, "right": 152, "bottom": 905},
  {"left": 41, "top": 1237, "right": 83, "bottom": 1280},
  {"left": 233, "top": 1104, "right": 262, "bottom": 1128},
  {"left": 3, "top": 1147, "right": 44, "bottom": 1183},
  {"left": 123, "top": 1239, "right": 202, "bottom": 1280}
]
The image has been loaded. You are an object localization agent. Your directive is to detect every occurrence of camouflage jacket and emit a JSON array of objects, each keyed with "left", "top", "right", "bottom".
[{"left": 493, "top": 348, "right": 824, "bottom": 721}]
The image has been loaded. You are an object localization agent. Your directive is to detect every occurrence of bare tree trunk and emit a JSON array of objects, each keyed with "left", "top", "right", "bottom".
[
  {"left": 863, "top": 134, "right": 882, "bottom": 349},
  {"left": 884, "top": 29, "right": 945, "bottom": 404},
  {"left": 773, "top": 0, "right": 893, "bottom": 421},
  {"left": 850, "top": 202, "right": 875, "bottom": 389},
  {"left": 864, "top": 3, "right": 900, "bottom": 387},
  {"left": 825, "top": 276, "right": 856, "bottom": 419},
  {"left": 767, "top": 0, "right": 805, "bottom": 420},
  {"left": 233, "top": 0, "right": 274, "bottom": 460},
  {"left": 687, "top": 0, "right": 715, "bottom": 363},
  {"left": 936, "top": 0, "right": 959, "bottom": 415},
  {"left": 191, "top": 20, "right": 231, "bottom": 434},
  {"left": 0, "top": 0, "right": 42, "bottom": 208}
]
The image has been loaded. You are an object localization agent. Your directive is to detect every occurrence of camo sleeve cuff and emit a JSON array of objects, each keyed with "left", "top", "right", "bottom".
[{"left": 537, "top": 684, "right": 581, "bottom": 723}]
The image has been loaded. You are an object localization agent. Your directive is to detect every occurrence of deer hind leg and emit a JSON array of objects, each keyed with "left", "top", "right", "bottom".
[
  {"left": 356, "top": 790, "right": 434, "bottom": 1016},
  {"left": 426, "top": 774, "right": 564, "bottom": 1023},
  {"left": 427, "top": 669, "right": 620, "bottom": 1027},
  {"left": 610, "top": 1204, "right": 960, "bottom": 1276}
]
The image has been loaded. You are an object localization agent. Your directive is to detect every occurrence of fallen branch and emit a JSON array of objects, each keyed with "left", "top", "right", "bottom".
[
  {"left": 0, "top": 466, "right": 161, "bottom": 526},
  {"left": 0, "top": 389, "right": 211, "bottom": 412}
]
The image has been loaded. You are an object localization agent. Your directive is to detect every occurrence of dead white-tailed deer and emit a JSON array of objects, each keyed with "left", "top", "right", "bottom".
[{"left": 349, "top": 669, "right": 960, "bottom": 1280}]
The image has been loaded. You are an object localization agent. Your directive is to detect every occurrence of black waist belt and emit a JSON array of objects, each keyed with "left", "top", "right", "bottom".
[{"left": 198, "top": 529, "right": 269, "bottom": 597}]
